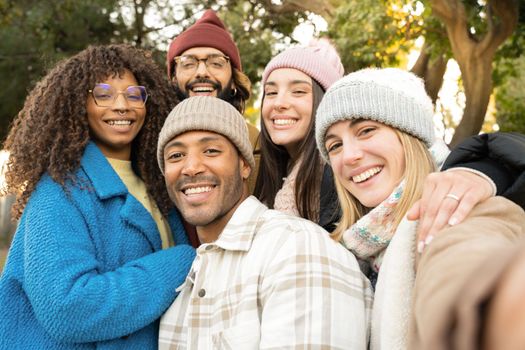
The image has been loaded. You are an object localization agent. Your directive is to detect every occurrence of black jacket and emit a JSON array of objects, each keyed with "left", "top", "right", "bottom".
[{"left": 442, "top": 132, "right": 525, "bottom": 209}]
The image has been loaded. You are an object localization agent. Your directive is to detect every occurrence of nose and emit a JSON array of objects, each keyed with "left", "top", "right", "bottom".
[
  {"left": 195, "top": 60, "right": 209, "bottom": 77},
  {"left": 111, "top": 92, "right": 130, "bottom": 112},
  {"left": 272, "top": 91, "right": 289, "bottom": 111},
  {"left": 181, "top": 153, "right": 205, "bottom": 177},
  {"left": 342, "top": 141, "right": 363, "bottom": 165}
]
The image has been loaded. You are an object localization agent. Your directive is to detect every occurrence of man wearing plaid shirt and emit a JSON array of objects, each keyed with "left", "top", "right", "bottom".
[{"left": 156, "top": 96, "right": 372, "bottom": 349}]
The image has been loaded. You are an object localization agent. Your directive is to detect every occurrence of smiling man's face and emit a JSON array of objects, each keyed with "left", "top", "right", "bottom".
[
  {"left": 172, "top": 47, "right": 234, "bottom": 100},
  {"left": 163, "top": 130, "right": 250, "bottom": 234}
]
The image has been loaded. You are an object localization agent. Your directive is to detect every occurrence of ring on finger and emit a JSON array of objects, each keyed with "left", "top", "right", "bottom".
[{"left": 445, "top": 193, "right": 460, "bottom": 202}]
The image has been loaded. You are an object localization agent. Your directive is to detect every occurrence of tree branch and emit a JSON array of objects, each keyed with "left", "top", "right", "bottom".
[{"left": 479, "top": 0, "right": 519, "bottom": 55}]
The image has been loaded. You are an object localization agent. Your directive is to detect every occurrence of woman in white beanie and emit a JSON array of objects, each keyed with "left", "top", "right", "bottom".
[
  {"left": 315, "top": 67, "right": 525, "bottom": 349},
  {"left": 255, "top": 39, "right": 522, "bottom": 239}
]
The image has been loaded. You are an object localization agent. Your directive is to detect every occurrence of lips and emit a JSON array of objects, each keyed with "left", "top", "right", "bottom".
[
  {"left": 271, "top": 115, "right": 298, "bottom": 127},
  {"left": 351, "top": 166, "right": 382, "bottom": 183},
  {"left": 182, "top": 185, "right": 214, "bottom": 196},
  {"left": 105, "top": 120, "right": 132, "bottom": 126},
  {"left": 191, "top": 85, "right": 214, "bottom": 94},
  {"left": 187, "top": 79, "right": 220, "bottom": 96},
  {"left": 273, "top": 118, "right": 297, "bottom": 125}
]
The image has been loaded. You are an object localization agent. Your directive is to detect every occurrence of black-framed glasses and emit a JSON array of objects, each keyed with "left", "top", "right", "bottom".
[
  {"left": 174, "top": 54, "right": 230, "bottom": 74},
  {"left": 88, "top": 84, "right": 148, "bottom": 108}
]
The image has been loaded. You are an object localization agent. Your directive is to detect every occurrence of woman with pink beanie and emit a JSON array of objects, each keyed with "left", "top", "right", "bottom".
[
  {"left": 254, "top": 39, "right": 345, "bottom": 231},
  {"left": 255, "top": 39, "right": 524, "bottom": 248}
]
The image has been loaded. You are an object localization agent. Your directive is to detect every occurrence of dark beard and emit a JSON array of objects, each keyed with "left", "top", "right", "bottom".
[{"left": 173, "top": 78, "right": 235, "bottom": 105}]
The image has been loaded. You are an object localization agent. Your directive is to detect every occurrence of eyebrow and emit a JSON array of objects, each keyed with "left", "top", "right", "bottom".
[
  {"left": 264, "top": 79, "right": 312, "bottom": 87},
  {"left": 164, "top": 135, "right": 224, "bottom": 149},
  {"left": 324, "top": 119, "right": 366, "bottom": 142}
]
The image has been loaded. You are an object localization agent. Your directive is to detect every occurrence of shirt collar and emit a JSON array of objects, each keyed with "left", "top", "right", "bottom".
[{"left": 201, "top": 196, "right": 267, "bottom": 253}]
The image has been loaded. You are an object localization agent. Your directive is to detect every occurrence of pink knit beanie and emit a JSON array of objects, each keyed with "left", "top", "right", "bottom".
[{"left": 261, "top": 38, "right": 344, "bottom": 91}]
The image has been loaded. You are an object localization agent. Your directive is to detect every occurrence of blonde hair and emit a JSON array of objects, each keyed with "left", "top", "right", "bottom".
[{"left": 331, "top": 130, "right": 436, "bottom": 241}]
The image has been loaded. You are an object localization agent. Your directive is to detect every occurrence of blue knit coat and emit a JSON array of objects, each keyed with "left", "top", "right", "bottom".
[{"left": 0, "top": 142, "right": 196, "bottom": 349}]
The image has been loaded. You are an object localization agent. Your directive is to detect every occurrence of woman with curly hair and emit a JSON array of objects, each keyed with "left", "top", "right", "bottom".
[{"left": 0, "top": 44, "right": 195, "bottom": 349}]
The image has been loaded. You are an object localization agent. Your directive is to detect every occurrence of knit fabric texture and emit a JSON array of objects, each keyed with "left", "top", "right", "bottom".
[
  {"left": 157, "top": 96, "right": 255, "bottom": 173},
  {"left": 261, "top": 38, "right": 344, "bottom": 91},
  {"left": 315, "top": 68, "right": 435, "bottom": 162},
  {"left": 0, "top": 142, "right": 196, "bottom": 349},
  {"left": 167, "top": 9, "right": 241, "bottom": 78},
  {"left": 273, "top": 159, "right": 301, "bottom": 217}
]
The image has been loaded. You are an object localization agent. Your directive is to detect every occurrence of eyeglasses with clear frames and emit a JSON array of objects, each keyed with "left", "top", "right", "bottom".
[
  {"left": 174, "top": 54, "right": 230, "bottom": 75},
  {"left": 88, "top": 84, "right": 148, "bottom": 108}
]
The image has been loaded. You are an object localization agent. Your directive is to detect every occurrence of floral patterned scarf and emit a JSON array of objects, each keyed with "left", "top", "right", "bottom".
[{"left": 341, "top": 180, "right": 405, "bottom": 272}]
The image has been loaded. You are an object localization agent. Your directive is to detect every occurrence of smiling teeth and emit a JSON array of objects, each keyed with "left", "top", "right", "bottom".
[
  {"left": 352, "top": 167, "right": 382, "bottom": 183},
  {"left": 193, "top": 87, "right": 213, "bottom": 92},
  {"left": 274, "top": 119, "right": 297, "bottom": 125},
  {"left": 107, "top": 120, "right": 131, "bottom": 126},
  {"left": 184, "top": 186, "right": 212, "bottom": 195}
]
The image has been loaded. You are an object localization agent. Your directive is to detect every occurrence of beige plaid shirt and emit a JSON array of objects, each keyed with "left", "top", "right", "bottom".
[{"left": 159, "top": 196, "right": 372, "bottom": 349}]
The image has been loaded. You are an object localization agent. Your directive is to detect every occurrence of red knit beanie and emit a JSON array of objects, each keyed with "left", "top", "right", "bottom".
[{"left": 167, "top": 10, "right": 241, "bottom": 78}]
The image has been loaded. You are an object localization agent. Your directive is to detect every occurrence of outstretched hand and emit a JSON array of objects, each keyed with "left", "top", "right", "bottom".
[{"left": 407, "top": 169, "right": 494, "bottom": 253}]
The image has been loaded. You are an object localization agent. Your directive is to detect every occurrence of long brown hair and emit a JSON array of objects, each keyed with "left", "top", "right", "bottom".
[
  {"left": 331, "top": 130, "right": 436, "bottom": 240},
  {"left": 2, "top": 44, "right": 178, "bottom": 219},
  {"left": 254, "top": 79, "right": 325, "bottom": 223}
]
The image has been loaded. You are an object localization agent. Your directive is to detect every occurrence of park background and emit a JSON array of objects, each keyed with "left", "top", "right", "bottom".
[{"left": 0, "top": 0, "right": 524, "bottom": 269}]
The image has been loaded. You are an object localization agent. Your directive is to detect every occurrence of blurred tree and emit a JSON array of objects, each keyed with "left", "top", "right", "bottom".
[
  {"left": 0, "top": 0, "right": 521, "bottom": 143},
  {"left": 0, "top": 0, "right": 128, "bottom": 142},
  {"left": 495, "top": 56, "right": 525, "bottom": 133},
  {"left": 428, "top": 0, "right": 519, "bottom": 146}
]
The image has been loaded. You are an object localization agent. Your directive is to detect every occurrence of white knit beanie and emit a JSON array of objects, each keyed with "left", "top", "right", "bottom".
[
  {"left": 315, "top": 68, "right": 435, "bottom": 162},
  {"left": 262, "top": 38, "right": 344, "bottom": 91},
  {"left": 157, "top": 96, "right": 255, "bottom": 174}
]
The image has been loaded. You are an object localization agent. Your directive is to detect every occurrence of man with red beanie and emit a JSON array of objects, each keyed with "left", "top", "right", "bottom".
[{"left": 166, "top": 9, "right": 259, "bottom": 193}]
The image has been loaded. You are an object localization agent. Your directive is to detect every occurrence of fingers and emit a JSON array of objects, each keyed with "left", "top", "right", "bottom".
[
  {"left": 416, "top": 173, "right": 450, "bottom": 244},
  {"left": 407, "top": 200, "right": 421, "bottom": 221},
  {"left": 416, "top": 170, "right": 493, "bottom": 254}
]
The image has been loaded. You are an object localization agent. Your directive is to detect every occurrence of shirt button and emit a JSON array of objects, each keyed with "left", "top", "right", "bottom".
[
  {"left": 205, "top": 245, "right": 213, "bottom": 251},
  {"left": 198, "top": 289, "right": 206, "bottom": 298}
]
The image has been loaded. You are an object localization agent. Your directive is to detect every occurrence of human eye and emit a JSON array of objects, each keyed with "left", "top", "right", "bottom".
[
  {"left": 264, "top": 89, "right": 277, "bottom": 97},
  {"left": 208, "top": 56, "right": 226, "bottom": 69},
  {"left": 179, "top": 56, "right": 197, "bottom": 70},
  {"left": 326, "top": 141, "right": 342, "bottom": 154},
  {"left": 292, "top": 89, "right": 307, "bottom": 95},
  {"left": 357, "top": 125, "right": 377, "bottom": 137},
  {"left": 204, "top": 148, "right": 221, "bottom": 155},
  {"left": 92, "top": 85, "right": 113, "bottom": 100},
  {"left": 126, "top": 87, "right": 143, "bottom": 101},
  {"left": 166, "top": 151, "right": 184, "bottom": 162}
]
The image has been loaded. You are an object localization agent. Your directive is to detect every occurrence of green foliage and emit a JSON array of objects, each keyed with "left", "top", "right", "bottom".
[
  {"left": 327, "top": 0, "right": 421, "bottom": 72},
  {"left": 0, "top": 0, "right": 127, "bottom": 142},
  {"left": 493, "top": 1, "right": 525, "bottom": 87},
  {"left": 0, "top": 0, "right": 522, "bottom": 139},
  {"left": 495, "top": 55, "right": 525, "bottom": 133}
]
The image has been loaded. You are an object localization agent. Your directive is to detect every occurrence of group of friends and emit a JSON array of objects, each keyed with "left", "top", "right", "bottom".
[{"left": 0, "top": 9, "right": 524, "bottom": 350}]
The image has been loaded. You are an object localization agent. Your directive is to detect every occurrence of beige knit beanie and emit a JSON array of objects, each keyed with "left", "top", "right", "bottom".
[{"left": 157, "top": 96, "right": 255, "bottom": 174}]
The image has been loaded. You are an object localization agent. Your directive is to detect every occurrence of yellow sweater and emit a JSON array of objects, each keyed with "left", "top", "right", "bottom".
[{"left": 107, "top": 158, "right": 173, "bottom": 249}]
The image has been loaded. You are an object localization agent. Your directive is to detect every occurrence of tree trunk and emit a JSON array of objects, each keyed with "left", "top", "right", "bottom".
[
  {"left": 451, "top": 50, "right": 494, "bottom": 146},
  {"left": 410, "top": 41, "right": 447, "bottom": 104},
  {"left": 430, "top": 0, "right": 518, "bottom": 147}
]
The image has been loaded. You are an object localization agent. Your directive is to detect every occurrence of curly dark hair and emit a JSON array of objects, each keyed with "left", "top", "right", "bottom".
[{"left": 3, "top": 44, "right": 178, "bottom": 219}]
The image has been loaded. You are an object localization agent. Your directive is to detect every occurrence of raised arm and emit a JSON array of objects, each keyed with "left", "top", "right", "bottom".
[{"left": 408, "top": 132, "right": 525, "bottom": 250}]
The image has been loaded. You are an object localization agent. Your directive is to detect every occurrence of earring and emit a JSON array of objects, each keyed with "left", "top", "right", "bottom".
[{"left": 231, "top": 87, "right": 237, "bottom": 97}]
